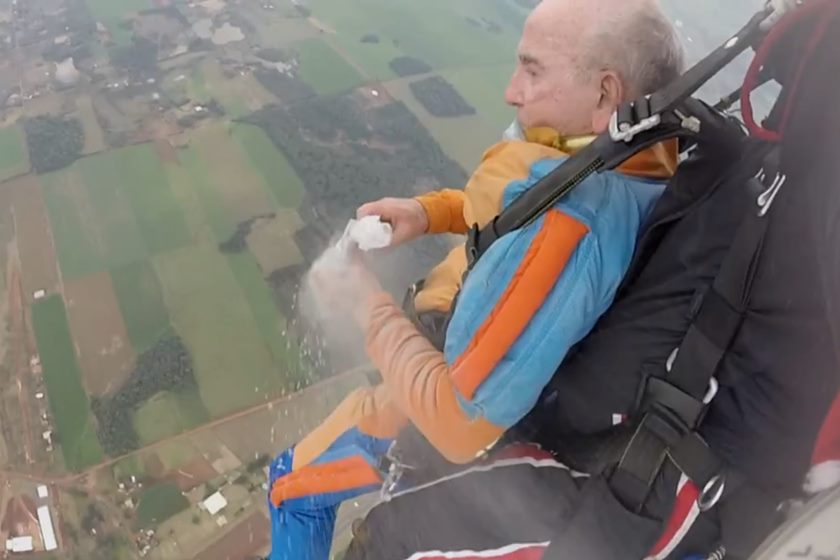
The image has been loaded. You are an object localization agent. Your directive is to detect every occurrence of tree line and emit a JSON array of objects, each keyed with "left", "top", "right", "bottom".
[{"left": 92, "top": 336, "right": 198, "bottom": 456}]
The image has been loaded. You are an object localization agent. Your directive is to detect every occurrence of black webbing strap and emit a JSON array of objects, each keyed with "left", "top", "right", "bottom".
[
  {"left": 468, "top": 118, "right": 688, "bottom": 264},
  {"left": 630, "top": 8, "right": 772, "bottom": 128},
  {"left": 611, "top": 147, "right": 779, "bottom": 512},
  {"left": 466, "top": 6, "right": 773, "bottom": 268}
]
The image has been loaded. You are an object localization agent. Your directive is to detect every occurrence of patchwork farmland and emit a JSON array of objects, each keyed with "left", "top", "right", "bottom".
[
  {"left": 1, "top": 0, "right": 535, "bottom": 556},
  {"left": 28, "top": 126, "right": 312, "bottom": 471}
]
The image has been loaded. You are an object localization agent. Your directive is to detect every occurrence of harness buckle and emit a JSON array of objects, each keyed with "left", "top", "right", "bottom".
[
  {"left": 609, "top": 105, "right": 662, "bottom": 143},
  {"left": 465, "top": 224, "right": 480, "bottom": 268},
  {"left": 378, "top": 443, "right": 416, "bottom": 501}
]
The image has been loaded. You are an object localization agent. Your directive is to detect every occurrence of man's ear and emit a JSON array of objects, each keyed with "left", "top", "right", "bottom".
[{"left": 591, "top": 71, "right": 624, "bottom": 133}]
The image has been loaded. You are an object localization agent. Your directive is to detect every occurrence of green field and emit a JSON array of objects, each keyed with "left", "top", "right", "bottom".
[
  {"left": 133, "top": 390, "right": 209, "bottom": 446},
  {"left": 187, "top": 65, "right": 212, "bottom": 104},
  {"left": 440, "top": 65, "right": 516, "bottom": 131},
  {"left": 32, "top": 296, "right": 104, "bottom": 471},
  {"left": 231, "top": 124, "right": 304, "bottom": 208},
  {"left": 42, "top": 170, "right": 109, "bottom": 281},
  {"left": 308, "top": 0, "right": 520, "bottom": 77},
  {"left": 110, "top": 260, "right": 171, "bottom": 354},
  {"left": 153, "top": 244, "right": 283, "bottom": 417},
  {"left": 85, "top": 0, "right": 149, "bottom": 22},
  {"left": 93, "top": 145, "right": 191, "bottom": 255},
  {"left": 154, "top": 440, "right": 198, "bottom": 471},
  {"left": 135, "top": 483, "right": 189, "bottom": 528},
  {"left": 325, "top": 35, "right": 403, "bottom": 82},
  {"left": 42, "top": 144, "right": 191, "bottom": 280},
  {"left": 294, "top": 38, "right": 366, "bottom": 96},
  {"left": 167, "top": 146, "right": 231, "bottom": 241},
  {"left": 0, "top": 126, "right": 28, "bottom": 181},
  {"left": 226, "top": 252, "right": 308, "bottom": 385},
  {"left": 112, "top": 456, "right": 146, "bottom": 481},
  {"left": 75, "top": 155, "right": 148, "bottom": 265}
]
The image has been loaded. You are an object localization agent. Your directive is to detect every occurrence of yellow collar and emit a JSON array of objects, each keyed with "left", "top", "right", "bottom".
[{"left": 523, "top": 126, "right": 678, "bottom": 179}]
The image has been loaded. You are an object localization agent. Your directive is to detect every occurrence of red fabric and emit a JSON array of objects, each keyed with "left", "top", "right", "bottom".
[
  {"left": 812, "top": 393, "right": 840, "bottom": 465},
  {"left": 646, "top": 478, "right": 701, "bottom": 559},
  {"left": 742, "top": 0, "right": 840, "bottom": 141}
]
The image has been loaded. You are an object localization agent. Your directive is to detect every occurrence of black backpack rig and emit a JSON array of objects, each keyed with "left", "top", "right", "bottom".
[{"left": 484, "top": 1, "right": 840, "bottom": 558}]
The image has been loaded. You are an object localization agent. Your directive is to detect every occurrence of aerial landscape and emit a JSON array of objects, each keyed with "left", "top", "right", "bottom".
[
  {"left": 0, "top": 0, "right": 770, "bottom": 557},
  {"left": 0, "top": 0, "right": 531, "bottom": 557}
]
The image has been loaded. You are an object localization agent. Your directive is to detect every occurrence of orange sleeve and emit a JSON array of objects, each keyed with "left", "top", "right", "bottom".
[
  {"left": 415, "top": 189, "right": 469, "bottom": 235},
  {"left": 355, "top": 209, "right": 589, "bottom": 464},
  {"left": 358, "top": 293, "right": 504, "bottom": 464}
]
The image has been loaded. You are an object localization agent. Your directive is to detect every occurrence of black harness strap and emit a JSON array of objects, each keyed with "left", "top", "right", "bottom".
[{"left": 611, "top": 147, "right": 780, "bottom": 512}]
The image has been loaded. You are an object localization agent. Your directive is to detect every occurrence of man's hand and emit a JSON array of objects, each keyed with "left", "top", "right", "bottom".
[
  {"left": 357, "top": 198, "right": 429, "bottom": 247},
  {"left": 308, "top": 252, "right": 382, "bottom": 325}
]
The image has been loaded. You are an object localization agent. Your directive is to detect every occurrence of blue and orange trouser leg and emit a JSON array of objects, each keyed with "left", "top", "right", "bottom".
[{"left": 268, "top": 386, "right": 404, "bottom": 560}]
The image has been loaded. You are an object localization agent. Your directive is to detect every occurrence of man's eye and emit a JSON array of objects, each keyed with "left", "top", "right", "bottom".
[{"left": 526, "top": 68, "right": 539, "bottom": 78}]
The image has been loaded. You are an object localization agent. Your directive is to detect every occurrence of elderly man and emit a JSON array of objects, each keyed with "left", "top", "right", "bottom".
[{"left": 268, "top": 1, "right": 683, "bottom": 558}]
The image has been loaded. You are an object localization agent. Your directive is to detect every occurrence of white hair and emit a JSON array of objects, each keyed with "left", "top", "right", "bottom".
[{"left": 580, "top": 2, "right": 685, "bottom": 97}]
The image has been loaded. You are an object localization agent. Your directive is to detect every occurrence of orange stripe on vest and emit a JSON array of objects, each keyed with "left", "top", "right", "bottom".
[{"left": 450, "top": 209, "right": 589, "bottom": 400}]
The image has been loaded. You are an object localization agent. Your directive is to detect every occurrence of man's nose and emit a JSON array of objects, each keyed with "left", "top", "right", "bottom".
[{"left": 505, "top": 74, "right": 523, "bottom": 107}]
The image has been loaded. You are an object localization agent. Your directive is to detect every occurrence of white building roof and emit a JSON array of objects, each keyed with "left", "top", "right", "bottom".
[
  {"left": 37, "top": 485, "right": 49, "bottom": 499},
  {"left": 6, "top": 536, "right": 34, "bottom": 552},
  {"left": 202, "top": 491, "right": 227, "bottom": 515},
  {"left": 37, "top": 506, "right": 57, "bottom": 551}
]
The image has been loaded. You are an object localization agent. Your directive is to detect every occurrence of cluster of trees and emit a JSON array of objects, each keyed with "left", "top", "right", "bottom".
[
  {"left": 389, "top": 56, "right": 432, "bottom": 78},
  {"left": 81, "top": 503, "right": 105, "bottom": 534},
  {"left": 218, "top": 212, "right": 276, "bottom": 254},
  {"left": 23, "top": 116, "right": 85, "bottom": 173},
  {"left": 110, "top": 36, "right": 159, "bottom": 79},
  {"left": 254, "top": 68, "right": 317, "bottom": 104},
  {"left": 360, "top": 34, "right": 380, "bottom": 44},
  {"left": 409, "top": 76, "right": 477, "bottom": 118},
  {"left": 243, "top": 96, "right": 465, "bottom": 241},
  {"left": 92, "top": 336, "right": 198, "bottom": 456}
]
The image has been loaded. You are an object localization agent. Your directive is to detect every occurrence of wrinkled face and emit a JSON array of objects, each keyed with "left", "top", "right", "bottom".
[{"left": 505, "top": 12, "right": 603, "bottom": 135}]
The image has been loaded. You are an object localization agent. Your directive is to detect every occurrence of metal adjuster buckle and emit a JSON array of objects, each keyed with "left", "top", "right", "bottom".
[
  {"left": 379, "top": 444, "right": 416, "bottom": 501},
  {"left": 465, "top": 224, "right": 480, "bottom": 267},
  {"left": 609, "top": 109, "right": 662, "bottom": 143}
]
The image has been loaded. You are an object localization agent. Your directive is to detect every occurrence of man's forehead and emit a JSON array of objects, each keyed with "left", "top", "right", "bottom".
[
  {"left": 519, "top": 17, "right": 578, "bottom": 65},
  {"left": 521, "top": 1, "right": 585, "bottom": 52}
]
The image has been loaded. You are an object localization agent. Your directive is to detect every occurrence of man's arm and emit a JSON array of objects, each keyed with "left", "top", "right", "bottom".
[{"left": 356, "top": 208, "right": 589, "bottom": 463}]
